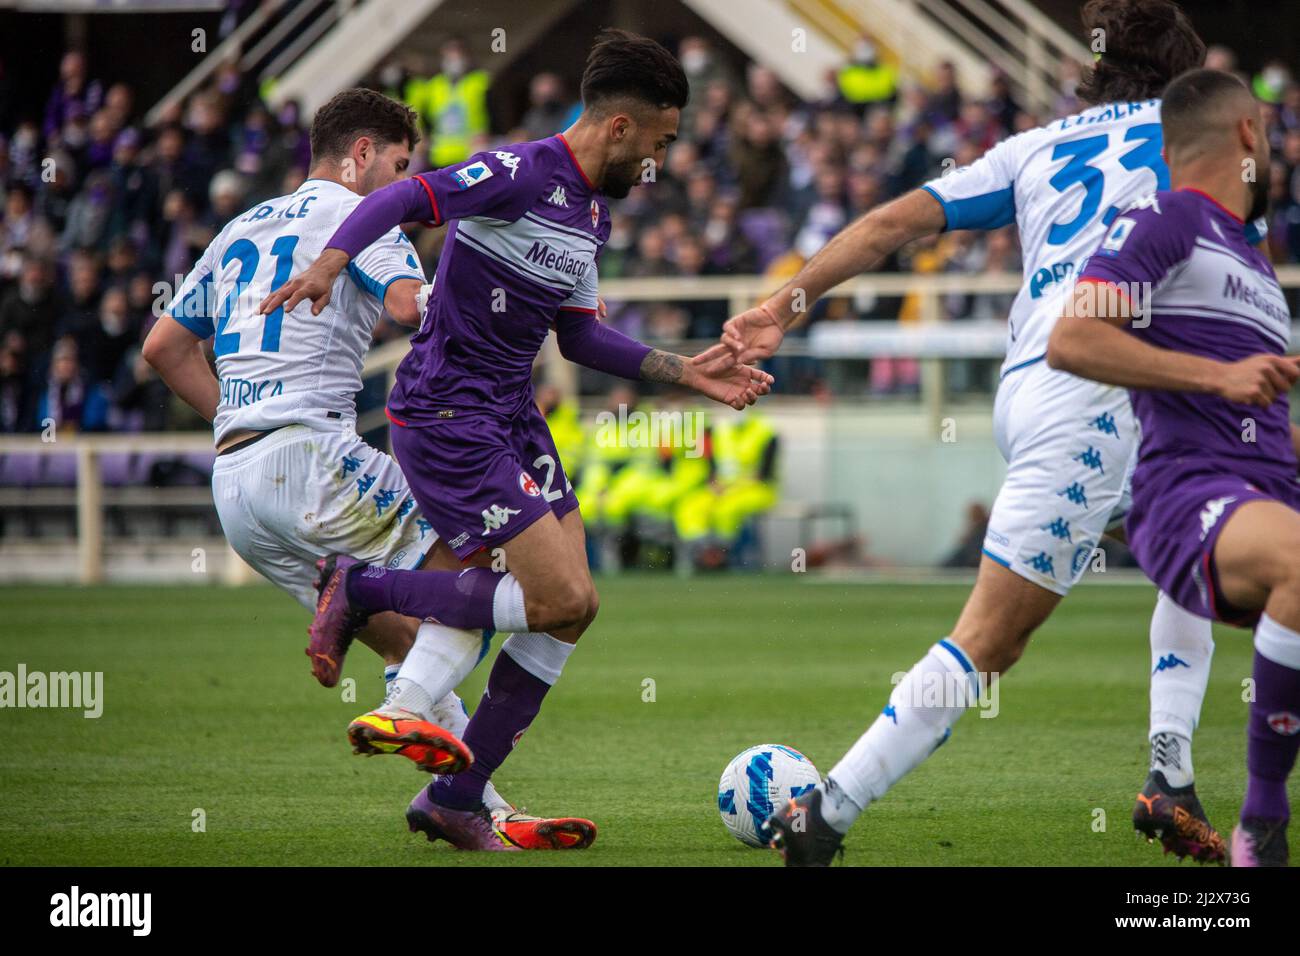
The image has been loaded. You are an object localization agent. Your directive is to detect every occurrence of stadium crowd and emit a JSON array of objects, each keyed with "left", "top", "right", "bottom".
[{"left": 2, "top": 33, "right": 1299, "bottom": 435}]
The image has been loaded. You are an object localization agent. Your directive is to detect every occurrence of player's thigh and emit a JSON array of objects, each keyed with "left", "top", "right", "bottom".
[
  {"left": 986, "top": 369, "right": 1135, "bottom": 596},
  {"left": 1213, "top": 499, "right": 1300, "bottom": 612},
  {"left": 212, "top": 442, "right": 318, "bottom": 609},
  {"left": 950, "top": 555, "right": 1062, "bottom": 673}
]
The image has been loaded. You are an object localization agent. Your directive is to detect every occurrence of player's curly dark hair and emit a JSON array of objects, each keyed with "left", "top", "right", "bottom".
[
  {"left": 1076, "top": 0, "right": 1206, "bottom": 105},
  {"left": 309, "top": 88, "right": 420, "bottom": 163},
  {"left": 580, "top": 28, "right": 689, "bottom": 114}
]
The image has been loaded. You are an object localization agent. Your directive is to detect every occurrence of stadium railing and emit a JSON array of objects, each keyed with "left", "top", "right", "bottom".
[{"left": 4, "top": 267, "right": 1300, "bottom": 584}]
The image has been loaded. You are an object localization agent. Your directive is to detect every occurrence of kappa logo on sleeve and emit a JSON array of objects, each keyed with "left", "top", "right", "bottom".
[
  {"left": 492, "top": 150, "right": 521, "bottom": 179},
  {"left": 453, "top": 161, "right": 494, "bottom": 190}
]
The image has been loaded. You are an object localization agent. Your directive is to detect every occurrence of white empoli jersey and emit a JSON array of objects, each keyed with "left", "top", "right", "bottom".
[
  {"left": 167, "top": 178, "right": 424, "bottom": 443},
  {"left": 922, "top": 99, "right": 1170, "bottom": 376}
]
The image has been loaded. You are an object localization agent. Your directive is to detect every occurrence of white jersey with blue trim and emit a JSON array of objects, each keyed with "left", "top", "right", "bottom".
[
  {"left": 923, "top": 99, "right": 1174, "bottom": 377},
  {"left": 167, "top": 178, "right": 424, "bottom": 444}
]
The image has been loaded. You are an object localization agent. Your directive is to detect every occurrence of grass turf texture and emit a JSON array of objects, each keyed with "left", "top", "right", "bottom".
[{"left": 0, "top": 575, "right": 1284, "bottom": 867}]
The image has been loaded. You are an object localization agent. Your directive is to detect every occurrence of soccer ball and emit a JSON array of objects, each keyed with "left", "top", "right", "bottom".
[{"left": 718, "top": 744, "right": 820, "bottom": 847}]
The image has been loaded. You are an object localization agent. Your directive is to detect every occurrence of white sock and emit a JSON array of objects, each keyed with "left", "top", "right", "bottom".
[
  {"left": 1255, "top": 612, "right": 1300, "bottom": 668},
  {"left": 821, "top": 639, "right": 980, "bottom": 833},
  {"left": 492, "top": 574, "right": 529, "bottom": 632},
  {"left": 385, "top": 622, "right": 491, "bottom": 718},
  {"left": 426, "top": 688, "right": 510, "bottom": 813},
  {"left": 1147, "top": 591, "right": 1213, "bottom": 787},
  {"left": 381, "top": 664, "right": 400, "bottom": 706},
  {"left": 501, "top": 631, "right": 574, "bottom": 685}
]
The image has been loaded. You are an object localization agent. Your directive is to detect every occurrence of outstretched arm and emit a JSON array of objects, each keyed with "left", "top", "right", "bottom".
[
  {"left": 698, "top": 189, "right": 946, "bottom": 371},
  {"left": 1047, "top": 280, "right": 1300, "bottom": 407},
  {"left": 555, "top": 310, "right": 773, "bottom": 410},
  {"left": 258, "top": 179, "right": 433, "bottom": 318}
]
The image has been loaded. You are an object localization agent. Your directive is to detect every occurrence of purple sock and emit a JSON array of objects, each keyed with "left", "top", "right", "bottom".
[
  {"left": 430, "top": 650, "right": 551, "bottom": 810},
  {"left": 346, "top": 565, "right": 500, "bottom": 630},
  {"left": 1241, "top": 648, "right": 1300, "bottom": 822}
]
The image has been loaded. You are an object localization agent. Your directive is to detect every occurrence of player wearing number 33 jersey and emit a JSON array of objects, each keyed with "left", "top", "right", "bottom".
[{"left": 923, "top": 97, "right": 1266, "bottom": 593}]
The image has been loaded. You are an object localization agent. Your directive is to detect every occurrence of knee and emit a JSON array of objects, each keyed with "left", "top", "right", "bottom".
[{"left": 525, "top": 580, "right": 596, "bottom": 633}]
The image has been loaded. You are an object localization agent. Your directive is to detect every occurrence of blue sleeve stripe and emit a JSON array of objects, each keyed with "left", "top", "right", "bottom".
[
  {"left": 169, "top": 272, "right": 214, "bottom": 339},
  {"left": 380, "top": 273, "right": 423, "bottom": 304},
  {"left": 923, "top": 184, "right": 1015, "bottom": 232},
  {"left": 346, "top": 263, "right": 386, "bottom": 301}
]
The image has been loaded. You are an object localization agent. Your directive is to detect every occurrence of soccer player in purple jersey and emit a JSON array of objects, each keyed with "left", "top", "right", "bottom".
[
  {"left": 1049, "top": 69, "right": 1300, "bottom": 866},
  {"left": 260, "top": 30, "right": 772, "bottom": 850}
]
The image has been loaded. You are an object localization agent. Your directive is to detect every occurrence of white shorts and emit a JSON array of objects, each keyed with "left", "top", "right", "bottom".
[
  {"left": 212, "top": 424, "right": 437, "bottom": 609},
  {"left": 985, "top": 359, "right": 1138, "bottom": 595}
]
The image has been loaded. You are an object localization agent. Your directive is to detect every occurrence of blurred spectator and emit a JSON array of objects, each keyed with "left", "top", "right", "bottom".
[
  {"left": 43, "top": 51, "right": 103, "bottom": 139},
  {"left": 520, "top": 73, "right": 573, "bottom": 140},
  {"left": 0, "top": 255, "right": 60, "bottom": 361},
  {"left": 836, "top": 34, "right": 898, "bottom": 113},
  {"left": 36, "top": 335, "right": 108, "bottom": 433},
  {"left": 405, "top": 37, "right": 490, "bottom": 168}
]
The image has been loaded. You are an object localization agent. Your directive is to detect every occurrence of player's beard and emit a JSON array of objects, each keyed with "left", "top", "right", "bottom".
[{"left": 601, "top": 154, "right": 642, "bottom": 199}]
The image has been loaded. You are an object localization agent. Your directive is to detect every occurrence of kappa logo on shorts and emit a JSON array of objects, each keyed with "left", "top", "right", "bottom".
[
  {"left": 1198, "top": 495, "right": 1237, "bottom": 541},
  {"left": 481, "top": 504, "right": 522, "bottom": 536},
  {"left": 519, "top": 471, "right": 541, "bottom": 497}
]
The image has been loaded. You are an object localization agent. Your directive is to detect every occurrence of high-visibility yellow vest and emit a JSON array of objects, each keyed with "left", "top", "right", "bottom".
[
  {"left": 714, "top": 416, "right": 777, "bottom": 485},
  {"left": 408, "top": 71, "right": 490, "bottom": 167},
  {"left": 837, "top": 63, "right": 898, "bottom": 105}
]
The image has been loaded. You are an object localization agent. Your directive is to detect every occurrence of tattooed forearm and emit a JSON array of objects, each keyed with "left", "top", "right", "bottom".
[{"left": 639, "top": 349, "right": 685, "bottom": 384}]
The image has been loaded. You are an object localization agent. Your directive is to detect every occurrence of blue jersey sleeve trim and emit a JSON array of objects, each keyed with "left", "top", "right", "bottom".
[
  {"left": 346, "top": 263, "right": 387, "bottom": 301},
  {"left": 932, "top": 185, "right": 1016, "bottom": 232},
  {"left": 379, "top": 273, "right": 424, "bottom": 306},
  {"left": 920, "top": 185, "right": 951, "bottom": 231},
  {"left": 169, "top": 272, "right": 214, "bottom": 339}
]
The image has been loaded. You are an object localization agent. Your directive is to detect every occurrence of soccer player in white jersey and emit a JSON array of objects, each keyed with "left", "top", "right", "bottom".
[
  {"left": 698, "top": 0, "right": 1231, "bottom": 864},
  {"left": 142, "top": 89, "right": 594, "bottom": 850}
]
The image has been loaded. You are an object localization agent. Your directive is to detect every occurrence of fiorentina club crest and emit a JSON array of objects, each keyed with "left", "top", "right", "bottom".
[
  {"left": 519, "top": 471, "right": 541, "bottom": 497},
  {"left": 590, "top": 199, "right": 599, "bottom": 229},
  {"left": 1268, "top": 711, "right": 1300, "bottom": 736}
]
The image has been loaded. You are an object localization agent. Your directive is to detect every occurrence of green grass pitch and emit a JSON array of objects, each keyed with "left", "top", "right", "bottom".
[{"left": 0, "top": 575, "right": 1283, "bottom": 867}]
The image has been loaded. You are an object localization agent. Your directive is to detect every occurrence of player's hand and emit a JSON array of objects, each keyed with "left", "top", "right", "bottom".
[
  {"left": 1216, "top": 354, "right": 1300, "bottom": 407},
  {"left": 721, "top": 304, "right": 786, "bottom": 365},
  {"left": 684, "top": 359, "right": 775, "bottom": 411},
  {"left": 258, "top": 249, "right": 350, "bottom": 317}
]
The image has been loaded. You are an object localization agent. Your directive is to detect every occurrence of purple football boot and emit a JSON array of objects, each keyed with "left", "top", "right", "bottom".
[
  {"left": 306, "top": 554, "right": 370, "bottom": 688},
  {"left": 406, "top": 784, "right": 519, "bottom": 852}
]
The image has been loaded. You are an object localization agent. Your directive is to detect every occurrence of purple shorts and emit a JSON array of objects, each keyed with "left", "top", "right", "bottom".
[
  {"left": 1126, "top": 459, "right": 1300, "bottom": 627},
  {"left": 388, "top": 404, "right": 579, "bottom": 561}
]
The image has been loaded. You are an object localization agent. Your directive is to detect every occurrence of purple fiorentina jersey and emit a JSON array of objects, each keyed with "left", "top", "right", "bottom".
[
  {"left": 1079, "top": 189, "right": 1298, "bottom": 623},
  {"left": 1079, "top": 188, "right": 1295, "bottom": 478},
  {"left": 387, "top": 135, "right": 608, "bottom": 424}
]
